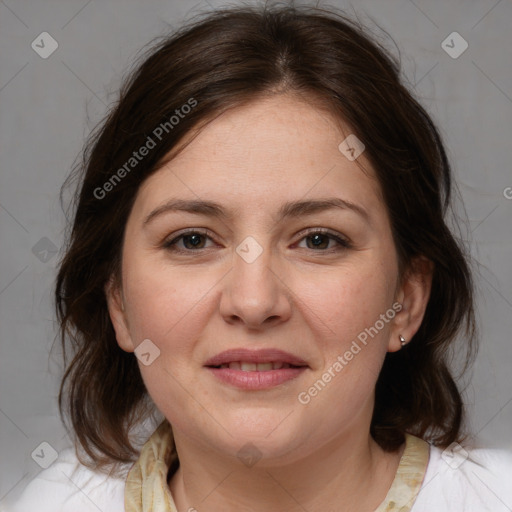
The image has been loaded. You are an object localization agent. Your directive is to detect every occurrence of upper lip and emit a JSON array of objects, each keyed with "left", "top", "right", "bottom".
[{"left": 204, "top": 348, "right": 308, "bottom": 367}]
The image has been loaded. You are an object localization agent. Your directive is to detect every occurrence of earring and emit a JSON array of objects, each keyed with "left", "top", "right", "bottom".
[{"left": 399, "top": 334, "right": 406, "bottom": 348}]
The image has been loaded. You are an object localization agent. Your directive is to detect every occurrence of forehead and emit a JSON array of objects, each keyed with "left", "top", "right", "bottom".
[{"left": 134, "top": 94, "right": 384, "bottom": 220}]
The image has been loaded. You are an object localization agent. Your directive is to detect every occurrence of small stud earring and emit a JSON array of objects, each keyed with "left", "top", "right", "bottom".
[{"left": 399, "top": 334, "right": 406, "bottom": 348}]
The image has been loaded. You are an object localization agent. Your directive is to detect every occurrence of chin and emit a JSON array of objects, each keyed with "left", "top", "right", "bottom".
[{"left": 215, "top": 416, "right": 308, "bottom": 458}]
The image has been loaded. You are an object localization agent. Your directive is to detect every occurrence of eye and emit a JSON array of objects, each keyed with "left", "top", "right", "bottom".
[
  {"left": 295, "top": 228, "right": 351, "bottom": 252},
  {"left": 162, "top": 228, "right": 351, "bottom": 255},
  {"left": 163, "top": 229, "right": 215, "bottom": 253}
]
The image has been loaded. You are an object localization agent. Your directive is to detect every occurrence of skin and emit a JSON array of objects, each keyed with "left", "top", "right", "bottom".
[{"left": 106, "top": 94, "right": 433, "bottom": 512}]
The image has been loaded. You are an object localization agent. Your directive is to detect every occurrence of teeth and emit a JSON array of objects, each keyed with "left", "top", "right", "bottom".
[
  {"left": 253, "top": 362, "right": 273, "bottom": 371},
  {"left": 240, "top": 362, "right": 258, "bottom": 371},
  {"left": 217, "top": 362, "right": 293, "bottom": 371}
]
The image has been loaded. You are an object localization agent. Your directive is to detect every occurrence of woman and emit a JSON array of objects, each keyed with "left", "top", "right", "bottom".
[{"left": 7, "top": 4, "right": 512, "bottom": 511}]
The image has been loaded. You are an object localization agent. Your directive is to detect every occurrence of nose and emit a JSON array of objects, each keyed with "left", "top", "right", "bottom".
[{"left": 219, "top": 241, "right": 292, "bottom": 330}]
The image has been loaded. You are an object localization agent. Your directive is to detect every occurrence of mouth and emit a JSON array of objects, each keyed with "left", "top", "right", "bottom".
[
  {"left": 204, "top": 348, "right": 309, "bottom": 390},
  {"left": 208, "top": 361, "right": 305, "bottom": 371},
  {"left": 204, "top": 347, "right": 309, "bottom": 369}
]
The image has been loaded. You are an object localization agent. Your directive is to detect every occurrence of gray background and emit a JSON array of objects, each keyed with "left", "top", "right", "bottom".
[{"left": 1, "top": 0, "right": 511, "bottom": 505}]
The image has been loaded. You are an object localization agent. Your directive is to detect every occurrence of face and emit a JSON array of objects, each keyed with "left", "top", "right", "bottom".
[{"left": 107, "top": 94, "right": 427, "bottom": 465}]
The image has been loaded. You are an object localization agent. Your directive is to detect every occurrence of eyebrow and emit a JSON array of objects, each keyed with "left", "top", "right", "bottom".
[{"left": 143, "top": 197, "right": 370, "bottom": 227}]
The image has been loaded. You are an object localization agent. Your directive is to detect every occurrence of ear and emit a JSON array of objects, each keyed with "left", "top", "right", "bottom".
[
  {"left": 105, "top": 275, "right": 135, "bottom": 353},
  {"left": 388, "top": 256, "right": 433, "bottom": 352}
]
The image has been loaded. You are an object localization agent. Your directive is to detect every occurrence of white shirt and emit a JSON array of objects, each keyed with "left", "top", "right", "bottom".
[{"left": 3, "top": 441, "right": 512, "bottom": 511}]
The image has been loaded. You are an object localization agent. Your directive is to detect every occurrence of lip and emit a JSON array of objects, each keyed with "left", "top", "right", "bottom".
[
  {"left": 206, "top": 366, "right": 307, "bottom": 390},
  {"left": 204, "top": 348, "right": 308, "bottom": 367},
  {"left": 204, "top": 348, "right": 309, "bottom": 390}
]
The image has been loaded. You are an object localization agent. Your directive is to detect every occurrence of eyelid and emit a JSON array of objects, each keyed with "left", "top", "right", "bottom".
[
  {"left": 162, "top": 227, "right": 352, "bottom": 253},
  {"left": 162, "top": 228, "right": 215, "bottom": 248},
  {"left": 294, "top": 227, "right": 352, "bottom": 250}
]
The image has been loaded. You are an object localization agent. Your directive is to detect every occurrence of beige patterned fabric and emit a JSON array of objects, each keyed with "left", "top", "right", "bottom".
[
  {"left": 125, "top": 421, "right": 178, "bottom": 512},
  {"left": 374, "top": 433, "right": 430, "bottom": 512},
  {"left": 125, "top": 421, "right": 429, "bottom": 512}
]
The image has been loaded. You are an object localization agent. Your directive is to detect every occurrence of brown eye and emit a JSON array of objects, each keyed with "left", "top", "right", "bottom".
[
  {"left": 180, "top": 233, "right": 207, "bottom": 249},
  {"left": 163, "top": 230, "right": 215, "bottom": 253},
  {"left": 296, "top": 229, "right": 351, "bottom": 252}
]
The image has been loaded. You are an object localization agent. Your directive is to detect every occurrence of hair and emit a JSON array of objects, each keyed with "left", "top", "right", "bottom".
[{"left": 55, "top": 2, "right": 477, "bottom": 472}]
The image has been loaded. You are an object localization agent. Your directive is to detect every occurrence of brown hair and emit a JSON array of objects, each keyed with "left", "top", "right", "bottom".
[{"left": 55, "top": 3, "right": 477, "bottom": 472}]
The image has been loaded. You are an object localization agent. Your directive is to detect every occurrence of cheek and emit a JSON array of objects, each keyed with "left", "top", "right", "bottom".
[
  {"left": 290, "top": 259, "right": 396, "bottom": 408},
  {"left": 122, "top": 252, "right": 217, "bottom": 348},
  {"left": 120, "top": 256, "right": 220, "bottom": 424},
  {"left": 294, "top": 270, "right": 391, "bottom": 426},
  {"left": 294, "top": 261, "right": 396, "bottom": 344}
]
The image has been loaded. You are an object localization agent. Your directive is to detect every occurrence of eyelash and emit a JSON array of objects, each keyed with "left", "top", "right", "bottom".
[{"left": 162, "top": 228, "right": 352, "bottom": 255}]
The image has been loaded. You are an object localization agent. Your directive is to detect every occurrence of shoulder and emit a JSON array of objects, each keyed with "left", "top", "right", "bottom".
[
  {"left": 2, "top": 446, "right": 130, "bottom": 512},
  {"left": 412, "top": 441, "right": 512, "bottom": 512}
]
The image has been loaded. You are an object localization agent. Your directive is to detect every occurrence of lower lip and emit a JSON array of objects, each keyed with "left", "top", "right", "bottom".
[{"left": 206, "top": 366, "right": 307, "bottom": 390}]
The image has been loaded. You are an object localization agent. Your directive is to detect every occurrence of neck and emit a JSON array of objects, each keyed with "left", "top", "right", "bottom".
[{"left": 168, "top": 428, "right": 404, "bottom": 512}]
